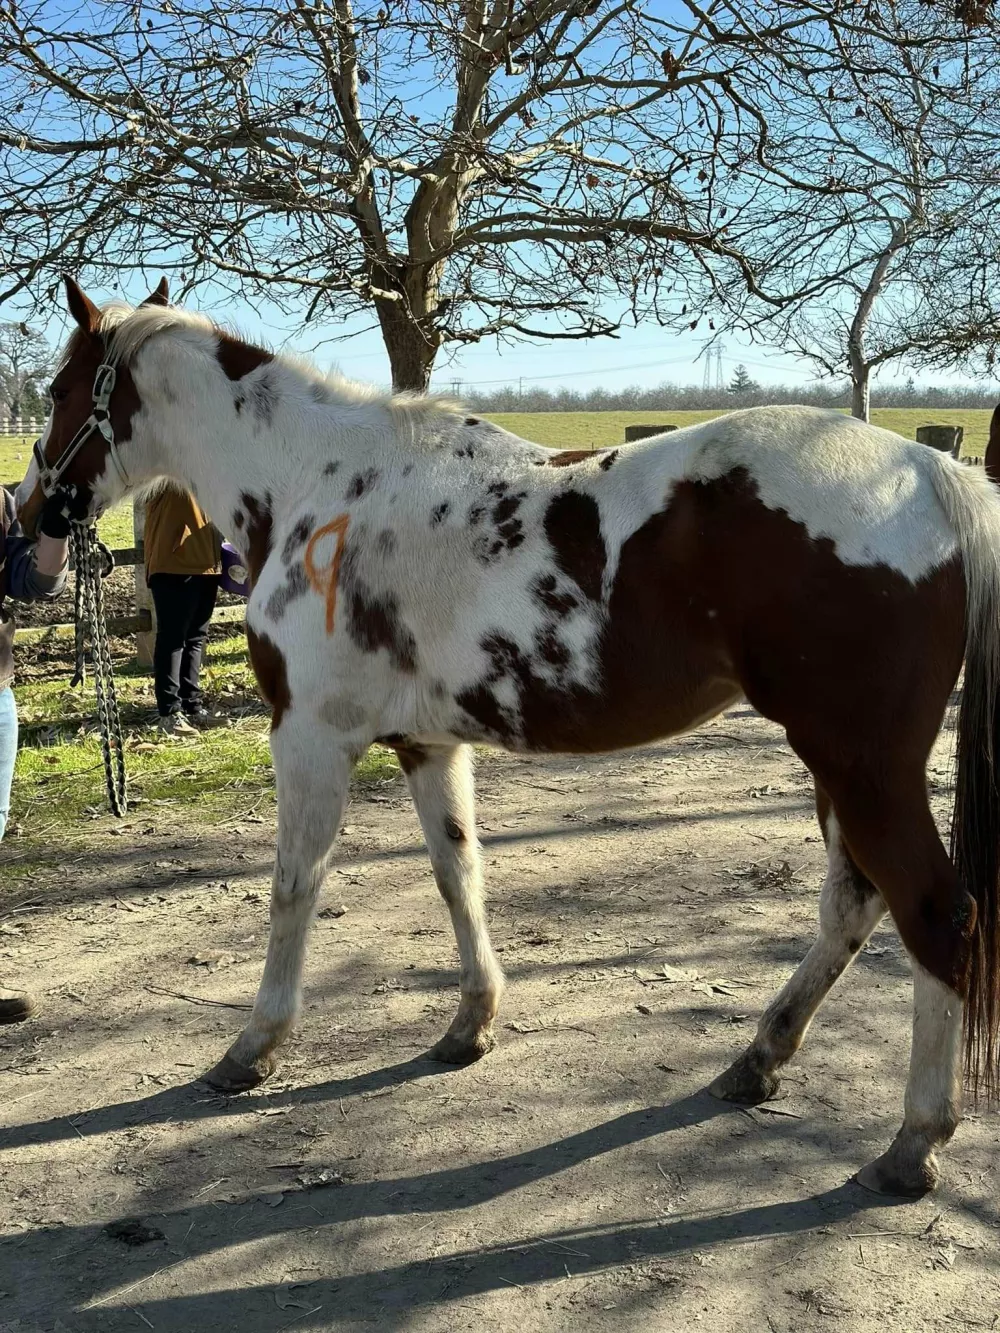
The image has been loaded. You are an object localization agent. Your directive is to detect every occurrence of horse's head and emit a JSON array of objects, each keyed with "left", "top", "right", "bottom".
[{"left": 16, "top": 275, "right": 170, "bottom": 537}]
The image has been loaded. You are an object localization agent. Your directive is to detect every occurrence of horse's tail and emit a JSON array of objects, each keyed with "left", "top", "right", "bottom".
[
  {"left": 985, "top": 404, "right": 1000, "bottom": 486},
  {"left": 929, "top": 454, "right": 1000, "bottom": 1099}
]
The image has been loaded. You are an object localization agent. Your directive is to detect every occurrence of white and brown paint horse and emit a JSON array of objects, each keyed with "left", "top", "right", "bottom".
[{"left": 18, "top": 278, "right": 1000, "bottom": 1197}]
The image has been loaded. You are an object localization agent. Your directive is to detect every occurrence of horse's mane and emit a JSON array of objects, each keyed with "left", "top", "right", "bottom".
[{"left": 80, "top": 302, "right": 461, "bottom": 425}]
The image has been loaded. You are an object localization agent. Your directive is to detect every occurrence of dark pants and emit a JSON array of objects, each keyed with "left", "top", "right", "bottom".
[{"left": 149, "top": 574, "right": 219, "bottom": 717}]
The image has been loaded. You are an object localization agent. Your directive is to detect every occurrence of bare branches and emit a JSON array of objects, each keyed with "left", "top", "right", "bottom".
[{"left": 2, "top": 0, "right": 999, "bottom": 389}]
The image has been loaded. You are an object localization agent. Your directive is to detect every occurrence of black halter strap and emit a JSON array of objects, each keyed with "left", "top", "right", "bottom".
[{"left": 33, "top": 358, "right": 129, "bottom": 500}]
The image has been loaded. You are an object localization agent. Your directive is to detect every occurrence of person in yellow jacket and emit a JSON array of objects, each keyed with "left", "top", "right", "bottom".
[{"left": 144, "top": 485, "right": 222, "bottom": 735}]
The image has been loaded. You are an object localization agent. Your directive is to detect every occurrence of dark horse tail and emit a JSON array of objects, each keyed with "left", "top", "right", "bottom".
[
  {"left": 985, "top": 403, "right": 1000, "bottom": 486},
  {"left": 935, "top": 450, "right": 1000, "bottom": 1100}
]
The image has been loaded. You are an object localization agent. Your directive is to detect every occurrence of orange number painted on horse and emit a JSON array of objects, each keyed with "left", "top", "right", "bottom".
[{"left": 304, "top": 514, "right": 350, "bottom": 634}]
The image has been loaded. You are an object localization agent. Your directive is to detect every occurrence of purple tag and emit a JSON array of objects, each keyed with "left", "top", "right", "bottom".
[{"left": 220, "top": 542, "right": 250, "bottom": 598}]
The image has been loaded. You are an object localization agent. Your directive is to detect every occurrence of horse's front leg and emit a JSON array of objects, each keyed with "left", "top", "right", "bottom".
[
  {"left": 204, "top": 716, "right": 354, "bottom": 1092},
  {"left": 397, "top": 742, "right": 505, "bottom": 1062}
]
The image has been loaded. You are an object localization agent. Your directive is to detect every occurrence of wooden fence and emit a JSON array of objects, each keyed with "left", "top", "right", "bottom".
[{"left": 1, "top": 421, "right": 986, "bottom": 663}]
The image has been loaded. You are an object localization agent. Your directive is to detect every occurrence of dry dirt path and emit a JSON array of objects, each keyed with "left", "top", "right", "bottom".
[{"left": 1, "top": 705, "right": 998, "bottom": 1333}]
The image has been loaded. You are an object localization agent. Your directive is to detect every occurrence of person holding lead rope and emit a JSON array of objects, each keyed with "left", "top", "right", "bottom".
[{"left": 0, "top": 482, "right": 79, "bottom": 1023}]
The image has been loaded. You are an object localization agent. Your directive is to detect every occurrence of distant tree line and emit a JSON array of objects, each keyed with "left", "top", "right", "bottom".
[{"left": 466, "top": 374, "right": 1000, "bottom": 414}]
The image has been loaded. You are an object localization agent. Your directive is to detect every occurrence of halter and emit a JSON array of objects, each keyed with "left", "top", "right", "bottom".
[{"left": 33, "top": 354, "right": 130, "bottom": 502}]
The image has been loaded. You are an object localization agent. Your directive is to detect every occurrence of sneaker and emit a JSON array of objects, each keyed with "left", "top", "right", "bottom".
[
  {"left": 0, "top": 991, "right": 36, "bottom": 1024},
  {"left": 183, "top": 707, "right": 226, "bottom": 729},
  {"left": 157, "top": 712, "right": 199, "bottom": 737}
]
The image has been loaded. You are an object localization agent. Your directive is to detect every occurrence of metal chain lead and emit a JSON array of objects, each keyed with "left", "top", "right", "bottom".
[{"left": 71, "top": 523, "right": 128, "bottom": 816}]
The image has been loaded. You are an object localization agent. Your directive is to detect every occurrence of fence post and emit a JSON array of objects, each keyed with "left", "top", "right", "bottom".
[
  {"left": 915, "top": 425, "right": 963, "bottom": 459},
  {"left": 624, "top": 424, "right": 678, "bottom": 442},
  {"left": 133, "top": 498, "right": 155, "bottom": 666}
]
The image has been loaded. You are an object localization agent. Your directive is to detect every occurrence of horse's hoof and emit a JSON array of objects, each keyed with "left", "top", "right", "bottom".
[
  {"left": 201, "top": 1052, "right": 275, "bottom": 1094},
  {"left": 0, "top": 992, "right": 37, "bottom": 1025},
  {"left": 427, "top": 1028, "right": 495, "bottom": 1064},
  {"left": 708, "top": 1051, "right": 780, "bottom": 1105},
  {"left": 855, "top": 1148, "right": 938, "bottom": 1198}
]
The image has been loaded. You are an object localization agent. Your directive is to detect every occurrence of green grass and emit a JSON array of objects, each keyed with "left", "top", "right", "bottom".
[
  {"left": 0, "top": 432, "right": 133, "bottom": 547},
  {"left": 483, "top": 408, "right": 994, "bottom": 457},
  {"left": 9, "top": 632, "right": 401, "bottom": 843}
]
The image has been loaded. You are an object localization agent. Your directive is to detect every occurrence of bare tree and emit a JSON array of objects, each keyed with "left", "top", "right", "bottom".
[
  {"left": 0, "top": 322, "right": 52, "bottom": 419},
  {"left": 710, "top": 2, "right": 1000, "bottom": 419},
  {"left": 4, "top": 0, "right": 974, "bottom": 392}
]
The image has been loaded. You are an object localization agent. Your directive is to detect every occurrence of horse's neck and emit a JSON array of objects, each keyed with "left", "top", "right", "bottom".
[{"left": 138, "top": 401, "right": 365, "bottom": 541}]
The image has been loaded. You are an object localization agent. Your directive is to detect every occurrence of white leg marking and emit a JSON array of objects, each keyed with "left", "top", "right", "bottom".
[
  {"left": 903, "top": 962, "right": 963, "bottom": 1141},
  {"left": 856, "top": 962, "right": 963, "bottom": 1195},
  {"left": 403, "top": 744, "right": 505, "bottom": 1061},
  {"left": 209, "top": 718, "right": 353, "bottom": 1087},
  {"left": 711, "top": 816, "right": 884, "bottom": 1101},
  {"left": 759, "top": 817, "right": 886, "bottom": 1062}
]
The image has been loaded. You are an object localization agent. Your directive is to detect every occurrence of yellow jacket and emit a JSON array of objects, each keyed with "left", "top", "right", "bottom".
[{"left": 143, "top": 487, "right": 221, "bottom": 578}]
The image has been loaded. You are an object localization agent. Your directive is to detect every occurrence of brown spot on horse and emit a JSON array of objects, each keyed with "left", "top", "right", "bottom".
[
  {"left": 543, "top": 491, "right": 605, "bottom": 602},
  {"left": 241, "top": 492, "right": 273, "bottom": 586},
  {"left": 247, "top": 626, "right": 291, "bottom": 730}
]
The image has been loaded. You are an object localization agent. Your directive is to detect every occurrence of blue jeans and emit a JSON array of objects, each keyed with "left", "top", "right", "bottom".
[{"left": 0, "top": 685, "right": 17, "bottom": 842}]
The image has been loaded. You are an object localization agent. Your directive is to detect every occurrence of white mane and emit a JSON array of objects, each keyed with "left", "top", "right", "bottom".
[{"left": 93, "top": 301, "right": 461, "bottom": 424}]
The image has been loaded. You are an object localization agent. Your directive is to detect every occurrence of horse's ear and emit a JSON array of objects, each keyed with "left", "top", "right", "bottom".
[
  {"left": 63, "top": 275, "right": 101, "bottom": 335},
  {"left": 141, "top": 277, "right": 170, "bottom": 308}
]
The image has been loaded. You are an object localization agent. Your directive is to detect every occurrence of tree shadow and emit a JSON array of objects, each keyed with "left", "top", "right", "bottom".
[{"left": 4, "top": 1082, "right": 902, "bottom": 1332}]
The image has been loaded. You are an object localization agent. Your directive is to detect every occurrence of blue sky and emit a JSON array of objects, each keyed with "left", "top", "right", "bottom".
[{"left": 31, "top": 277, "right": 918, "bottom": 395}]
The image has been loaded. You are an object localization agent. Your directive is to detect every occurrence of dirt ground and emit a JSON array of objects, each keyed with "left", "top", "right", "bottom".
[{"left": 1, "top": 703, "right": 998, "bottom": 1333}]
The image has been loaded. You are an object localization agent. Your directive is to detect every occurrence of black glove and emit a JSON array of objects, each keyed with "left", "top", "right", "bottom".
[{"left": 38, "top": 488, "right": 90, "bottom": 539}]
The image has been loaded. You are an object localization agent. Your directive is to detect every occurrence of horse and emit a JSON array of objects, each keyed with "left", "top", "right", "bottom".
[{"left": 17, "top": 276, "right": 1000, "bottom": 1198}]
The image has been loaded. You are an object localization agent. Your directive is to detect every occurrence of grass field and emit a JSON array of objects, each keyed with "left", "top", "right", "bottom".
[
  {"left": 8, "top": 632, "right": 399, "bottom": 849},
  {"left": 484, "top": 407, "right": 994, "bottom": 455}
]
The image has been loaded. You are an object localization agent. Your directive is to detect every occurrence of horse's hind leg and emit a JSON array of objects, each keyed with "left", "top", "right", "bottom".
[
  {"left": 398, "top": 743, "right": 505, "bottom": 1062},
  {"left": 710, "top": 789, "right": 885, "bottom": 1104},
  {"left": 826, "top": 777, "right": 974, "bottom": 1196},
  {"left": 204, "top": 718, "right": 353, "bottom": 1092}
]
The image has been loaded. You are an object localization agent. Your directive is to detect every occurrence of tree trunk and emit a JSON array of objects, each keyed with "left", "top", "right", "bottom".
[
  {"left": 850, "top": 367, "right": 870, "bottom": 422},
  {"left": 375, "top": 297, "right": 437, "bottom": 393}
]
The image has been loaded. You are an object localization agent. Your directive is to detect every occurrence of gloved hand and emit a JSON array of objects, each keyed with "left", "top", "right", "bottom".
[{"left": 38, "top": 487, "right": 91, "bottom": 539}]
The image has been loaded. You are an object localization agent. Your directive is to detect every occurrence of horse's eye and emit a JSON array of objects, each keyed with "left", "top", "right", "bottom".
[{"left": 49, "top": 384, "right": 67, "bottom": 405}]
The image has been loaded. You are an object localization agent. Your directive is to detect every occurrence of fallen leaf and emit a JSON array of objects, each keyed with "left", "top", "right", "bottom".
[{"left": 660, "top": 964, "right": 699, "bottom": 983}]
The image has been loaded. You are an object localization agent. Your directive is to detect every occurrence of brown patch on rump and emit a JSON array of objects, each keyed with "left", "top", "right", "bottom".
[
  {"left": 241, "top": 492, "right": 273, "bottom": 586},
  {"left": 494, "top": 467, "right": 971, "bottom": 1001},
  {"left": 247, "top": 626, "right": 291, "bottom": 730},
  {"left": 546, "top": 450, "right": 593, "bottom": 467},
  {"left": 216, "top": 333, "right": 274, "bottom": 381},
  {"left": 543, "top": 491, "right": 605, "bottom": 601}
]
